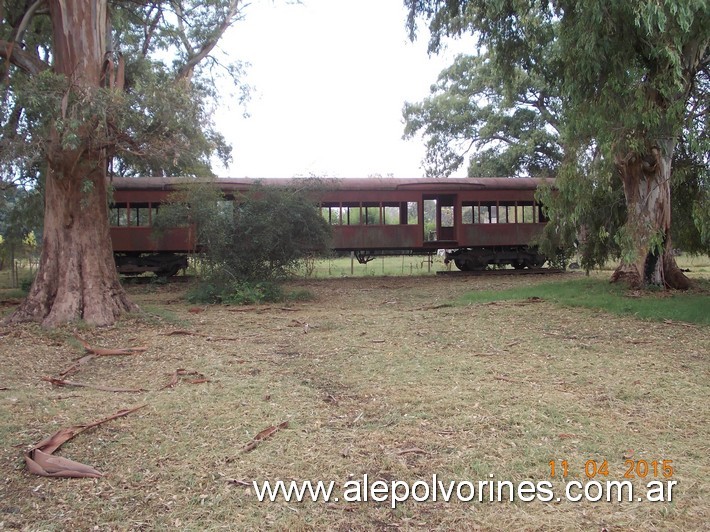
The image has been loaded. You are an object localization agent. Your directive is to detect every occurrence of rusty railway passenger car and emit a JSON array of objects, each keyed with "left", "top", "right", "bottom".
[{"left": 109, "top": 177, "right": 553, "bottom": 275}]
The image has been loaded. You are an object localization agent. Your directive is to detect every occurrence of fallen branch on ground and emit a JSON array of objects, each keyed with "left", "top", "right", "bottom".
[
  {"left": 242, "top": 421, "right": 289, "bottom": 452},
  {"left": 162, "top": 330, "right": 239, "bottom": 341},
  {"left": 75, "top": 335, "right": 148, "bottom": 356},
  {"left": 494, "top": 375, "right": 523, "bottom": 384},
  {"left": 58, "top": 354, "right": 97, "bottom": 378},
  {"left": 161, "top": 368, "right": 210, "bottom": 390},
  {"left": 163, "top": 329, "right": 206, "bottom": 336},
  {"left": 41, "top": 376, "right": 147, "bottom": 393},
  {"left": 57, "top": 337, "right": 148, "bottom": 378},
  {"left": 396, "top": 447, "right": 429, "bottom": 455},
  {"left": 24, "top": 404, "right": 147, "bottom": 478}
]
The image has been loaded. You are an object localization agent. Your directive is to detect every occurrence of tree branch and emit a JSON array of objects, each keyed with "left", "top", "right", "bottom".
[
  {"left": 142, "top": 5, "right": 163, "bottom": 57},
  {"left": 175, "top": 0, "right": 242, "bottom": 82},
  {"left": 13, "top": 0, "right": 46, "bottom": 44},
  {"left": 0, "top": 40, "right": 49, "bottom": 75},
  {"left": 173, "top": 1, "right": 196, "bottom": 56}
]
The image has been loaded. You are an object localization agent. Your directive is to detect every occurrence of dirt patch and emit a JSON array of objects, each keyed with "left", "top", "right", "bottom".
[{"left": 0, "top": 274, "right": 708, "bottom": 530}]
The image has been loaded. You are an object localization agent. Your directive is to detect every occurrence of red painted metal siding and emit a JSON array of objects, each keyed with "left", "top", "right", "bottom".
[
  {"left": 111, "top": 227, "right": 195, "bottom": 253},
  {"left": 331, "top": 225, "right": 421, "bottom": 250},
  {"left": 457, "top": 223, "right": 544, "bottom": 247},
  {"left": 108, "top": 177, "right": 554, "bottom": 255}
]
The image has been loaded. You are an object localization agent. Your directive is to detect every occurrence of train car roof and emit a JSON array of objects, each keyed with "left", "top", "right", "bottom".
[{"left": 109, "top": 176, "right": 555, "bottom": 192}]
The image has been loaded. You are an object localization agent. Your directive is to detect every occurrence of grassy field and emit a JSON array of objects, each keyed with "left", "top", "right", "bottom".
[
  {"left": 2, "top": 253, "right": 709, "bottom": 289},
  {"left": 303, "top": 254, "right": 444, "bottom": 278},
  {"left": 0, "top": 273, "right": 708, "bottom": 530},
  {"left": 460, "top": 277, "right": 710, "bottom": 325},
  {"left": 305, "top": 253, "right": 710, "bottom": 279}
]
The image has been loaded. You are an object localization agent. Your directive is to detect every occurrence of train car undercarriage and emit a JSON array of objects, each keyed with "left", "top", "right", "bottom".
[
  {"left": 445, "top": 246, "right": 547, "bottom": 271},
  {"left": 344, "top": 246, "right": 548, "bottom": 270},
  {"left": 115, "top": 253, "right": 188, "bottom": 277}
]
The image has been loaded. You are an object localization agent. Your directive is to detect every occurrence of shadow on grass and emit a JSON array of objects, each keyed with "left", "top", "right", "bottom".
[{"left": 459, "top": 277, "right": 709, "bottom": 325}]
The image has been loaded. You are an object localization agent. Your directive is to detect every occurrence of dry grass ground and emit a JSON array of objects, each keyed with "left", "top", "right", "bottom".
[{"left": 0, "top": 273, "right": 708, "bottom": 531}]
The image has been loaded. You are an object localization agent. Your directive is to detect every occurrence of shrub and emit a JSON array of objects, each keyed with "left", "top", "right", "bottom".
[{"left": 155, "top": 179, "right": 331, "bottom": 304}]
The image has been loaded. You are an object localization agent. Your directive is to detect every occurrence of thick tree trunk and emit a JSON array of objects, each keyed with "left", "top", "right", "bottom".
[
  {"left": 6, "top": 161, "right": 138, "bottom": 327},
  {"left": 611, "top": 140, "right": 690, "bottom": 290},
  {"left": 4, "top": 0, "right": 137, "bottom": 327}
]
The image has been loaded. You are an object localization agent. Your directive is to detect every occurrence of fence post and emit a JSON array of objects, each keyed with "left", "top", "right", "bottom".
[{"left": 11, "top": 245, "right": 18, "bottom": 288}]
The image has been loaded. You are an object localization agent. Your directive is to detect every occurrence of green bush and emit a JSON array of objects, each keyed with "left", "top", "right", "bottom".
[
  {"left": 156, "top": 179, "right": 331, "bottom": 304},
  {"left": 20, "top": 277, "right": 34, "bottom": 293},
  {"left": 187, "top": 280, "right": 283, "bottom": 305}
]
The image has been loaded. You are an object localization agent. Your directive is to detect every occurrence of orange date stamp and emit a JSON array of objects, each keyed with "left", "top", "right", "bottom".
[{"left": 549, "top": 459, "right": 674, "bottom": 479}]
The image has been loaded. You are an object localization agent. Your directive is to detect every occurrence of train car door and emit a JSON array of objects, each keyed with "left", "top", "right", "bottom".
[{"left": 422, "top": 194, "right": 458, "bottom": 245}]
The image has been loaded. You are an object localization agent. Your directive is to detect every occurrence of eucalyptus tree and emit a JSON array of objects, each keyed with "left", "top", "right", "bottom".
[
  {"left": 1, "top": 0, "right": 246, "bottom": 326},
  {"left": 403, "top": 44, "right": 562, "bottom": 178},
  {"left": 406, "top": 0, "right": 709, "bottom": 288}
]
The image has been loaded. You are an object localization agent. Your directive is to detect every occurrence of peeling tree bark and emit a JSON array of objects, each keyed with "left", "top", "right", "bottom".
[
  {"left": 611, "top": 140, "right": 690, "bottom": 290},
  {"left": 5, "top": 0, "right": 137, "bottom": 327},
  {"left": 7, "top": 157, "right": 138, "bottom": 327}
]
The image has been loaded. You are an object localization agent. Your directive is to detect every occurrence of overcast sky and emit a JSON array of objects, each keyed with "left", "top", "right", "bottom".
[{"left": 212, "top": 0, "right": 474, "bottom": 178}]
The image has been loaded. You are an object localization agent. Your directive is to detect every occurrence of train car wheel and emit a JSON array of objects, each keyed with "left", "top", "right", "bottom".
[
  {"left": 454, "top": 259, "right": 471, "bottom": 271},
  {"left": 157, "top": 264, "right": 182, "bottom": 278}
]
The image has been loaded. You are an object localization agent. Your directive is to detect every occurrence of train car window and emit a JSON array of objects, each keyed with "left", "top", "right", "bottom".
[
  {"left": 497, "top": 202, "right": 516, "bottom": 223},
  {"left": 525, "top": 204, "right": 535, "bottom": 223},
  {"left": 506, "top": 205, "right": 521, "bottom": 224},
  {"left": 508, "top": 202, "right": 535, "bottom": 224},
  {"left": 363, "top": 203, "right": 380, "bottom": 225},
  {"left": 217, "top": 200, "right": 234, "bottom": 219},
  {"left": 472, "top": 205, "right": 482, "bottom": 223},
  {"left": 110, "top": 203, "right": 128, "bottom": 226},
  {"left": 407, "top": 202, "right": 418, "bottom": 225},
  {"left": 383, "top": 205, "right": 400, "bottom": 225},
  {"left": 321, "top": 205, "right": 341, "bottom": 225},
  {"left": 342, "top": 203, "right": 361, "bottom": 225},
  {"left": 472, "top": 205, "right": 481, "bottom": 223},
  {"left": 151, "top": 205, "right": 159, "bottom": 224},
  {"left": 440, "top": 205, "right": 454, "bottom": 227},
  {"left": 423, "top": 199, "right": 437, "bottom": 240},
  {"left": 129, "top": 203, "right": 151, "bottom": 226},
  {"left": 475, "top": 203, "right": 496, "bottom": 223},
  {"left": 424, "top": 199, "right": 437, "bottom": 242},
  {"left": 462, "top": 205, "right": 473, "bottom": 224}
]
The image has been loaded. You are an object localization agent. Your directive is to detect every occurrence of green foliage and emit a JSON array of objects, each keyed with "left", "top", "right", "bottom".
[
  {"left": 0, "top": 186, "right": 42, "bottom": 244},
  {"left": 671, "top": 74, "right": 710, "bottom": 254},
  {"left": 154, "top": 179, "right": 332, "bottom": 303},
  {"left": 106, "top": 57, "right": 237, "bottom": 177},
  {"left": 459, "top": 277, "right": 710, "bottom": 325},
  {"left": 554, "top": 1, "right": 708, "bottom": 150},
  {"left": 19, "top": 276, "right": 33, "bottom": 293},
  {"left": 1, "top": 0, "right": 247, "bottom": 186},
  {"left": 405, "top": 0, "right": 710, "bottom": 265},
  {"left": 151, "top": 179, "right": 232, "bottom": 253},
  {"left": 0, "top": 185, "right": 43, "bottom": 269},
  {"left": 227, "top": 185, "right": 332, "bottom": 281},
  {"left": 187, "top": 279, "right": 284, "bottom": 305},
  {"left": 403, "top": 53, "right": 562, "bottom": 178},
  {"left": 535, "top": 154, "right": 627, "bottom": 272}
]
